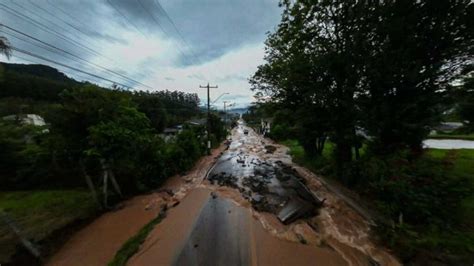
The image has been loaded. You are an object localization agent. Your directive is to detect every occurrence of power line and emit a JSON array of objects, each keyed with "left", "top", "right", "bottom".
[
  {"left": 106, "top": 0, "right": 148, "bottom": 38},
  {"left": 45, "top": 0, "right": 92, "bottom": 33},
  {"left": 0, "top": 23, "right": 153, "bottom": 89},
  {"left": 11, "top": 46, "right": 133, "bottom": 89},
  {"left": 10, "top": 53, "right": 103, "bottom": 85},
  {"left": 43, "top": 0, "right": 155, "bottom": 85},
  {"left": 135, "top": 0, "right": 195, "bottom": 66},
  {"left": 15, "top": 0, "right": 102, "bottom": 54},
  {"left": 152, "top": 0, "right": 203, "bottom": 65},
  {"left": 1, "top": 30, "right": 135, "bottom": 88},
  {"left": 28, "top": 0, "right": 102, "bottom": 50},
  {"left": 0, "top": 3, "right": 102, "bottom": 59},
  {"left": 11, "top": 0, "right": 117, "bottom": 64}
]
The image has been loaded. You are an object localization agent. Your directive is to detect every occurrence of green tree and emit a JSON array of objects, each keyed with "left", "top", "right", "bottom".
[
  {"left": 0, "top": 36, "right": 11, "bottom": 59},
  {"left": 251, "top": 0, "right": 372, "bottom": 179},
  {"left": 0, "top": 36, "right": 11, "bottom": 82},
  {"left": 458, "top": 73, "right": 474, "bottom": 131},
  {"left": 361, "top": 0, "right": 473, "bottom": 154}
]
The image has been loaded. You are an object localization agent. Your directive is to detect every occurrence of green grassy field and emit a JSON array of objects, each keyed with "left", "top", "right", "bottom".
[
  {"left": 0, "top": 190, "right": 98, "bottom": 263},
  {"left": 427, "top": 148, "right": 474, "bottom": 224},
  {"left": 281, "top": 139, "right": 334, "bottom": 173}
]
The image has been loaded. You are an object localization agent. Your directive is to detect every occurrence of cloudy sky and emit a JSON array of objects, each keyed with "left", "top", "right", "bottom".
[{"left": 0, "top": 0, "right": 282, "bottom": 108}]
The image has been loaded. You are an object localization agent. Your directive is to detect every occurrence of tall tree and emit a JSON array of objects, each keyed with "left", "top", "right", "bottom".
[
  {"left": 361, "top": 0, "right": 473, "bottom": 154},
  {"left": 252, "top": 0, "right": 473, "bottom": 181}
]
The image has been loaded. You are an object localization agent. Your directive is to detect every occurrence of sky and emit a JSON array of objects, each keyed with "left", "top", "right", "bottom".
[{"left": 0, "top": 0, "right": 282, "bottom": 108}]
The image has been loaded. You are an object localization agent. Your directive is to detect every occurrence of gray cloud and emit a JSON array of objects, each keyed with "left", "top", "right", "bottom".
[{"left": 0, "top": 0, "right": 281, "bottom": 106}]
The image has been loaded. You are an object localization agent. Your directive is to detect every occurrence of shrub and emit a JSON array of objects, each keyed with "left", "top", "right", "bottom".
[{"left": 362, "top": 153, "right": 472, "bottom": 226}]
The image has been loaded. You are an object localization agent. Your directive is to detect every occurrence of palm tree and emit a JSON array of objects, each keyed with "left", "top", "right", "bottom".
[{"left": 0, "top": 36, "right": 12, "bottom": 59}]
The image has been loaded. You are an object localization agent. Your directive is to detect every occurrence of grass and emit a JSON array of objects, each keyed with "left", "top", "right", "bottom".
[
  {"left": 281, "top": 139, "right": 334, "bottom": 173},
  {"left": 0, "top": 190, "right": 98, "bottom": 263},
  {"left": 108, "top": 211, "right": 166, "bottom": 266},
  {"left": 427, "top": 148, "right": 474, "bottom": 224}
]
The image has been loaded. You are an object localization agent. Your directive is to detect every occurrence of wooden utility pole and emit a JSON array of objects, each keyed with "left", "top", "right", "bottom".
[
  {"left": 200, "top": 83, "right": 218, "bottom": 154},
  {"left": 223, "top": 101, "right": 234, "bottom": 129}
]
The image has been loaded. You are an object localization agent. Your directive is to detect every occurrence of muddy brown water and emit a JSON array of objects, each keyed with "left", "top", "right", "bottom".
[
  {"left": 130, "top": 188, "right": 347, "bottom": 266},
  {"left": 200, "top": 121, "right": 400, "bottom": 266},
  {"left": 48, "top": 120, "right": 400, "bottom": 266}
]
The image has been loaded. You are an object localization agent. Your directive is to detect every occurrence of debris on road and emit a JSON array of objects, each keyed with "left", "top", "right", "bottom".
[
  {"left": 265, "top": 145, "right": 277, "bottom": 153},
  {"left": 207, "top": 126, "right": 323, "bottom": 224}
]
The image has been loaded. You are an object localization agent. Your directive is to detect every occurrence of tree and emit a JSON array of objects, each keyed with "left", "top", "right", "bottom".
[
  {"left": 252, "top": 0, "right": 473, "bottom": 181},
  {"left": 360, "top": 0, "right": 473, "bottom": 154},
  {"left": 0, "top": 36, "right": 11, "bottom": 82},
  {"left": 0, "top": 36, "right": 11, "bottom": 59},
  {"left": 251, "top": 0, "right": 373, "bottom": 179},
  {"left": 458, "top": 71, "right": 474, "bottom": 131}
]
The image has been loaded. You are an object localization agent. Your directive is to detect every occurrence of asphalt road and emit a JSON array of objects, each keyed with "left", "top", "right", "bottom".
[
  {"left": 174, "top": 196, "right": 251, "bottom": 266},
  {"left": 128, "top": 122, "right": 353, "bottom": 266}
]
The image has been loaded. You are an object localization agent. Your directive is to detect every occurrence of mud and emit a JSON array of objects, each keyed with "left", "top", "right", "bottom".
[
  {"left": 49, "top": 120, "right": 400, "bottom": 266},
  {"left": 201, "top": 121, "right": 400, "bottom": 266},
  {"left": 206, "top": 130, "right": 322, "bottom": 218},
  {"left": 129, "top": 188, "right": 348, "bottom": 266},
  {"left": 46, "top": 145, "right": 227, "bottom": 266}
]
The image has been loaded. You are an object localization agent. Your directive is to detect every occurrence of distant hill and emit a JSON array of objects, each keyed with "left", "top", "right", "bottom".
[
  {"left": 0, "top": 62, "right": 82, "bottom": 101},
  {"left": 1, "top": 62, "right": 77, "bottom": 84},
  {"left": 228, "top": 107, "right": 249, "bottom": 114}
]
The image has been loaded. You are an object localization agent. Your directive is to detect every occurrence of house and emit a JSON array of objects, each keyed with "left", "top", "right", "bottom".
[
  {"left": 160, "top": 127, "right": 182, "bottom": 142},
  {"left": 2, "top": 114, "right": 46, "bottom": 127},
  {"left": 185, "top": 118, "right": 207, "bottom": 127}
]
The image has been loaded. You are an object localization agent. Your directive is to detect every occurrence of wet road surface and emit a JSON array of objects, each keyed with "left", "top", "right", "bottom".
[
  {"left": 208, "top": 122, "right": 322, "bottom": 223},
  {"left": 174, "top": 195, "right": 251, "bottom": 266},
  {"left": 129, "top": 121, "right": 400, "bottom": 266},
  {"left": 129, "top": 188, "right": 347, "bottom": 266}
]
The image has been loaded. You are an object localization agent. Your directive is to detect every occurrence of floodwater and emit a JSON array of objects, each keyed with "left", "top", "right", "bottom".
[
  {"left": 423, "top": 139, "right": 474, "bottom": 149},
  {"left": 129, "top": 188, "right": 347, "bottom": 266},
  {"left": 49, "top": 120, "right": 401, "bottom": 266},
  {"left": 199, "top": 121, "right": 400, "bottom": 266}
]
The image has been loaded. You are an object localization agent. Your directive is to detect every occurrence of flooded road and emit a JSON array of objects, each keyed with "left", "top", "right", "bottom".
[
  {"left": 131, "top": 120, "right": 400, "bottom": 266},
  {"left": 208, "top": 124, "right": 322, "bottom": 223}
]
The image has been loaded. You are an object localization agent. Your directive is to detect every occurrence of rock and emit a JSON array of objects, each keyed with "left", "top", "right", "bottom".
[
  {"left": 251, "top": 194, "right": 263, "bottom": 203},
  {"left": 265, "top": 145, "right": 277, "bottom": 154}
]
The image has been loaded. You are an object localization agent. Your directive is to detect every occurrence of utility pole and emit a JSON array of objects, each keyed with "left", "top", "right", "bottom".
[
  {"left": 223, "top": 101, "right": 234, "bottom": 129},
  {"left": 200, "top": 83, "right": 218, "bottom": 154},
  {"left": 223, "top": 101, "right": 228, "bottom": 127}
]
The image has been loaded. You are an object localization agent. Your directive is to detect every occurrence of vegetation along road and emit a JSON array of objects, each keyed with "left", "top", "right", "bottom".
[{"left": 1, "top": 0, "right": 473, "bottom": 265}]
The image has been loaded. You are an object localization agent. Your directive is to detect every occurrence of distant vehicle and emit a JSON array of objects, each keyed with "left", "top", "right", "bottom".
[{"left": 244, "top": 129, "right": 249, "bottom": 135}]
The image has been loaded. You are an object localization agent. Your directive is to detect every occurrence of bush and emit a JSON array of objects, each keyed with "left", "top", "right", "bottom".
[{"left": 360, "top": 153, "right": 472, "bottom": 225}]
